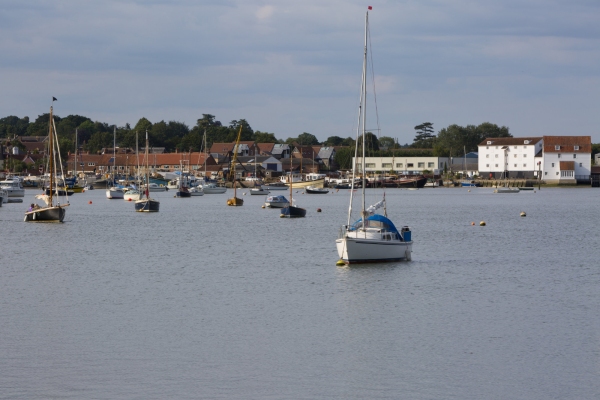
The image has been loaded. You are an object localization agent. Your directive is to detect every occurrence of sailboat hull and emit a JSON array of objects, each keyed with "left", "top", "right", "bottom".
[
  {"left": 24, "top": 206, "right": 67, "bottom": 222},
  {"left": 336, "top": 236, "right": 412, "bottom": 264},
  {"left": 134, "top": 199, "right": 160, "bottom": 212},
  {"left": 227, "top": 197, "right": 243, "bottom": 206},
  {"left": 106, "top": 188, "right": 124, "bottom": 199},
  {"left": 280, "top": 206, "right": 306, "bottom": 218}
]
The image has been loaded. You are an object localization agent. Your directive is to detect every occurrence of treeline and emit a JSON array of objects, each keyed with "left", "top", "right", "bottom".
[
  {"left": 0, "top": 113, "right": 358, "bottom": 155},
  {"left": 1, "top": 113, "right": 518, "bottom": 169}
]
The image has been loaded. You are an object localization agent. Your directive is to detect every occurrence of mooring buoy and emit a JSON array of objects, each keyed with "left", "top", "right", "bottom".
[{"left": 480, "top": 221, "right": 486, "bottom": 226}]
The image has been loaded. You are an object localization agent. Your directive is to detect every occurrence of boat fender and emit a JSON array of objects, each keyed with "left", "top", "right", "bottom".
[{"left": 33, "top": 212, "right": 37, "bottom": 220}]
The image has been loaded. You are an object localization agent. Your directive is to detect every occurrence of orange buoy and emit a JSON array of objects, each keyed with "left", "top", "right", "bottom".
[
  {"left": 88, "top": 200, "right": 92, "bottom": 204},
  {"left": 317, "top": 208, "right": 322, "bottom": 212}
]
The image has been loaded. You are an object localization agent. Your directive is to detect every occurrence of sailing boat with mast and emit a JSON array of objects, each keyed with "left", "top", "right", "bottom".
[
  {"left": 135, "top": 130, "right": 160, "bottom": 212},
  {"left": 24, "top": 98, "right": 69, "bottom": 222},
  {"left": 226, "top": 124, "right": 244, "bottom": 206},
  {"left": 198, "top": 129, "right": 226, "bottom": 194},
  {"left": 336, "top": 8, "right": 412, "bottom": 264},
  {"left": 280, "top": 171, "right": 306, "bottom": 218},
  {"left": 106, "top": 127, "right": 124, "bottom": 199},
  {"left": 124, "top": 131, "right": 141, "bottom": 201}
]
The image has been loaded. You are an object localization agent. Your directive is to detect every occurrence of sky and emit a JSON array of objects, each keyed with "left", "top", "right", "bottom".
[{"left": 1, "top": 0, "right": 599, "bottom": 144}]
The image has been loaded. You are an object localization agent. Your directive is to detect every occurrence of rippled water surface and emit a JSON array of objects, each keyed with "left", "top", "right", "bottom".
[{"left": 1, "top": 187, "right": 598, "bottom": 399}]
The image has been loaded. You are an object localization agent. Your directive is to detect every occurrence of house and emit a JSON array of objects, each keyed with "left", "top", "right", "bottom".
[
  {"left": 478, "top": 137, "right": 543, "bottom": 179},
  {"left": 270, "top": 144, "right": 291, "bottom": 159},
  {"left": 316, "top": 146, "right": 336, "bottom": 169},
  {"left": 210, "top": 142, "right": 250, "bottom": 157},
  {"left": 353, "top": 156, "right": 450, "bottom": 175},
  {"left": 541, "top": 136, "right": 591, "bottom": 184},
  {"left": 478, "top": 136, "right": 591, "bottom": 183}
]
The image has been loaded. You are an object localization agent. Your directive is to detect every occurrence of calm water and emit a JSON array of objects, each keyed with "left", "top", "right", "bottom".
[{"left": 1, "top": 186, "right": 598, "bottom": 399}]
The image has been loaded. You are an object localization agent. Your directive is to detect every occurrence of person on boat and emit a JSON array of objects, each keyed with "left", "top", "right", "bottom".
[{"left": 28, "top": 203, "right": 40, "bottom": 211}]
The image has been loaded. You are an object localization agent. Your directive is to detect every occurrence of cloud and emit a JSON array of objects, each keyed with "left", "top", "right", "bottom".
[{"left": 1, "top": 0, "right": 600, "bottom": 143}]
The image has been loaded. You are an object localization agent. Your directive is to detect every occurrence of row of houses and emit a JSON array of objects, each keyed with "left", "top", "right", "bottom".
[
  {"left": 1, "top": 135, "right": 595, "bottom": 184},
  {"left": 354, "top": 136, "right": 592, "bottom": 185}
]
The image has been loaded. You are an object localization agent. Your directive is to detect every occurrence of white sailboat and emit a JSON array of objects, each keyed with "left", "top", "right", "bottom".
[
  {"left": 124, "top": 131, "right": 141, "bottom": 201},
  {"left": 134, "top": 130, "right": 160, "bottom": 212},
  {"left": 24, "top": 98, "right": 69, "bottom": 222},
  {"left": 106, "top": 127, "right": 124, "bottom": 199},
  {"left": 336, "top": 8, "right": 412, "bottom": 264}
]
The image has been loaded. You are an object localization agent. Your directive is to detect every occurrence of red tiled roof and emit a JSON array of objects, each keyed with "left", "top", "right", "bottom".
[
  {"left": 560, "top": 161, "right": 575, "bottom": 170},
  {"left": 543, "top": 136, "right": 591, "bottom": 153}
]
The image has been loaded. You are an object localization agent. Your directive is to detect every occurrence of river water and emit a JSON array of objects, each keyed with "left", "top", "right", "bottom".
[{"left": 0, "top": 186, "right": 598, "bottom": 399}]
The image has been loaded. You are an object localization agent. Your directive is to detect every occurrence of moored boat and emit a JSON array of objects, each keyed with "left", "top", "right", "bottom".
[
  {"left": 24, "top": 99, "right": 70, "bottom": 223},
  {"left": 305, "top": 186, "right": 329, "bottom": 194},
  {"left": 264, "top": 195, "right": 289, "bottom": 208},
  {"left": 335, "top": 9, "right": 412, "bottom": 264}
]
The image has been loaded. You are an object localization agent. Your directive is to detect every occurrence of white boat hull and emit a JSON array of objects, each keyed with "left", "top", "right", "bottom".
[
  {"left": 201, "top": 185, "right": 227, "bottom": 194},
  {"left": 123, "top": 192, "right": 141, "bottom": 201},
  {"left": 494, "top": 187, "right": 519, "bottom": 193},
  {"left": 336, "top": 238, "right": 412, "bottom": 264},
  {"left": 106, "top": 188, "right": 124, "bottom": 199},
  {"left": 3, "top": 188, "right": 25, "bottom": 197}
]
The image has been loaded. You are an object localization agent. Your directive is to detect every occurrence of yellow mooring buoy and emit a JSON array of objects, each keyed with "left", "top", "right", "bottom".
[
  {"left": 336, "top": 259, "right": 346, "bottom": 266},
  {"left": 480, "top": 221, "right": 486, "bottom": 226},
  {"left": 520, "top": 211, "right": 526, "bottom": 217}
]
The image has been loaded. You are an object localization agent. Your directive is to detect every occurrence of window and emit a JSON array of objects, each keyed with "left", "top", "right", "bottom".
[
  {"left": 523, "top": 154, "right": 527, "bottom": 158},
  {"left": 514, "top": 163, "right": 517, "bottom": 167},
  {"left": 523, "top": 164, "right": 527, "bottom": 167},
  {"left": 119, "top": 166, "right": 123, "bottom": 170},
  {"left": 495, "top": 154, "right": 498, "bottom": 158},
  {"left": 545, "top": 172, "right": 548, "bottom": 175},
  {"left": 574, "top": 145, "right": 579, "bottom": 150},
  {"left": 365, "top": 163, "right": 376, "bottom": 168},
  {"left": 174, "top": 165, "right": 180, "bottom": 169},
  {"left": 407, "top": 163, "right": 414, "bottom": 168},
  {"left": 486, "top": 154, "right": 489, "bottom": 158},
  {"left": 496, "top": 146, "right": 499, "bottom": 149},
  {"left": 396, "top": 163, "right": 403, "bottom": 168},
  {"left": 382, "top": 163, "right": 392, "bottom": 168},
  {"left": 551, "top": 163, "right": 554, "bottom": 167},
  {"left": 428, "top": 162, "right": 434, "bottom": 168},
  {"left": 487, "top": 141, "right": 492, "bottom": 145},
  {"left": 486, "top": 146, "right": 489, "bottom": 149},
  {"left": 524, "top": 140, "right": 530, "bottom": 144},
  {"left": 87, "top": 162, "right": 95, "bottom": 166},
  {"left": 573, "top": 154, "right": 577, "bottom": 159},
  {"left": 514, "top": 154, "right": 517, "bottom": 158},
  {"left": 556, "top": 172, "right": 559, "bottom": 175},
  {"left": 555, "top": 145, "right": 560, "bottom": 150},
  {"left": 418, "top": 162, "right": 425, "bottom": 168},
  {"left": 163, "top": 165, "right": 169, "bottom": 169},
  {"left": 486, "top": 164, "right": 489, "bottom": 167},
  {"left": 579, "top": 163, "right": 583, "bottom": 167},
  {"left": 495, "top": 164, "right": 498, "bottom": 167},
  {"left": 558, "top": 154, "right": 561, "bottom": 158},
  {"left": 514, "top": 146, "right": 518, "bottom": 149}
]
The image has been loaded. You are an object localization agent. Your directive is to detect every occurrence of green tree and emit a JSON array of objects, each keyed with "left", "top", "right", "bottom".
[
  {"left": 357, "top": 132, "right": 379, "bottom": 151},
  {"left": 333, "top": 147, "right": 355, "bottom": 170},
  {"left": 297, "top": 132, "right": 319, "bottom": 145},
  {"left": 378, "top": 136, "right": 396, "bottom": 150},
  {"left": 324, "top": 136, "right": 344, "bottom": 146},
  {"left": 254, "top": 131, "right": 277, "bottom": 143},
  {"left": 412, "top": 122, "right": 435, "bottom": 148}
]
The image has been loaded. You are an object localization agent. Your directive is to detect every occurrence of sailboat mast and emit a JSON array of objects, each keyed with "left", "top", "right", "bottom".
[
  {"left": 361, "top": 10, "right": 369, "bottom": 219},
  {"left": 48, "top": 106, "right": 54, "bottom": 205},
  {"left": 74, "top": 128, "right": 78, "bottom": 179}
]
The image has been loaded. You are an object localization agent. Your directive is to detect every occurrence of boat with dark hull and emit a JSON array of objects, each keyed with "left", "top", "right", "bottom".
[
  {"left": 306, "top": 186, "right": 329, "bottom": 194},
  {"left": 135, "top": 131, "right": 160, "bottom": 213},
  {"left": 25, "top": 100, "right": 70, "bottom": 223}
]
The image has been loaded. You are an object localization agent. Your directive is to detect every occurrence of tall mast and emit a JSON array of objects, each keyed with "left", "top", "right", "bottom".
[
  {"left": 74, "top": 128, "right": 78, "bottom": 179},
  {"left": 48, "top": 106, "right": 54, "bottom": 205},
  {"left": 361, "top": 10, "right": 369, "bottom": 220}
]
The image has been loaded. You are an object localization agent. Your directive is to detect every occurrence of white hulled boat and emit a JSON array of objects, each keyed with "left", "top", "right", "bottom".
[{"left": 336, "top": 8, "right": 412, "bottom": 264}]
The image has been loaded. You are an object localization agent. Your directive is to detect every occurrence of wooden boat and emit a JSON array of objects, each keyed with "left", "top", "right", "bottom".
[
  {"left": 227, "top": 125, "right": 244, "bottom": 206},
  {"left": 135, "top": 130, "right": 160, "bottom": 212},
  {"left": 24, "top": 99, "right": 69, "bottom": 222},
  {"left": 335, "top": 9, "right": 412, "bottom": 264}
]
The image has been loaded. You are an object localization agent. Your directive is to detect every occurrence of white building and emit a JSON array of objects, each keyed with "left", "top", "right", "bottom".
[
  {"left": 478, "top": 136, "right": 591, "bottom": 183},
  {"left": 541, "top": 136, "right": 591, "bottom": 184},
  {"left": 478, "top": 137, "right": 543, "bottom": 179},
  {"left": 353, "top": 156, "right": 450, "bottom": 175}
]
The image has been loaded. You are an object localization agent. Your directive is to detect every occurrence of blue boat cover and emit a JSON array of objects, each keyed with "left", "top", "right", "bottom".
[{"left": 349, "top": 214, "right": 399, "bottom": 233}]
